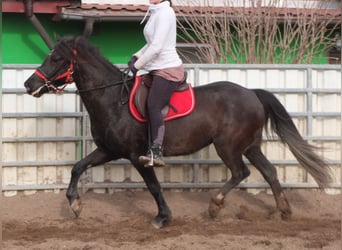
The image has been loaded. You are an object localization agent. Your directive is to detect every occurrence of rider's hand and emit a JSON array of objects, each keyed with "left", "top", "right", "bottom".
[
  {"left": 128, "top": 56, "right": 138, "bottom": 76},
  {"left": 128, "top": 56, "right": 138, "bottom": 66}
]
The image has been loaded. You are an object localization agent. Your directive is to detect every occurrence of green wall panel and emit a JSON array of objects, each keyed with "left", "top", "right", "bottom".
[
  {"left": 3, "top": 14, "right": 50, "bottom": 64},
  {"left": 2, "top": 13, "right": 145, "bottom": 65},
  {"left": 2, "top": 13, "right": 331, "bottom": 65},
  {"left": 89, "top": 21, "right": 145, "bottom": 64}
]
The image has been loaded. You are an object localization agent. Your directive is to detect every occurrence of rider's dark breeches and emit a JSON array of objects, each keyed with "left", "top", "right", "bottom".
[{"left": 147, "top": 75, "right": 178, "bottom": 145}]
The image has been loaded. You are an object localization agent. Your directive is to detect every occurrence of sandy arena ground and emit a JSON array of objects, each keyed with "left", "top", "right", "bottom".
[{"left": 2, "top": 188, "right": 341, "bottom": 250}]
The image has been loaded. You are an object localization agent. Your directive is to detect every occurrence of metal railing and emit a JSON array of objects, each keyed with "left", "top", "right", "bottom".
[{"left": 2, "top": 64, "right": 341, "bottom": 191}]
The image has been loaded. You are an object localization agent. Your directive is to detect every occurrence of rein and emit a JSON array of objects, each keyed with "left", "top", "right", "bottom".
[
  {"left": 76, "top": 68, "right": 133, "bottom": 104},
  {"left": 77, "top": 68, "right": 132, "bottom": 93}
]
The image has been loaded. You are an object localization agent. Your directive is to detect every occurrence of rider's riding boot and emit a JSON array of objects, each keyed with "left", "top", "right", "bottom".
[{"left": 139, "top": 143, "right": 165, "bottom": 167}]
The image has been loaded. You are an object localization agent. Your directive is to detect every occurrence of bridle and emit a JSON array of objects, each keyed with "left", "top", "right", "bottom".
[
  {"left": 33, "top": 46, "right": 133, "bottom": 104},
  {"left": 34, "top": 49, "right": 77, "bottom": 94}
]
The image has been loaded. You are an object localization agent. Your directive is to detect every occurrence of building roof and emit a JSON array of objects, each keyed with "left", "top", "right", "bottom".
[
  {"left": 64, "top": 4, "right": 342, "bottom": 22},
  {"left": 3, "top": 1, "right": 341, "bottom": 22},
  {"left": 61, "top": 4, "right": 149, "bottom": 21},
  {"left": 2, "top": 0, "right": 72, "bottom": 14}
]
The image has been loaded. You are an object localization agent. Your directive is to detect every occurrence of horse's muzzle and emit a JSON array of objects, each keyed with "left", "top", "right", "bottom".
[
  {"left": 24, "top": 80, "right": 48, "bottom": 97},
  {"left": 24, "top": 82, "right": 34, "bottom": 95}
]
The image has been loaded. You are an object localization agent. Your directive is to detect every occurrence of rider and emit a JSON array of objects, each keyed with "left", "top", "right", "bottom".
[{"left": 128, "top": 0, "right": 184, "bottom": 167}]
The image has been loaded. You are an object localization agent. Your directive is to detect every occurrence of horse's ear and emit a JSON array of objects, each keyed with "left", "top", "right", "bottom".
[{"left": 54, "top": 32, "right": 61, "bottom": 42}]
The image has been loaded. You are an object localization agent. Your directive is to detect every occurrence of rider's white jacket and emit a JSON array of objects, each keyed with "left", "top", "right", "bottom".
[{"left": 133, "top": 1, "right": 182, "bottom": 71}]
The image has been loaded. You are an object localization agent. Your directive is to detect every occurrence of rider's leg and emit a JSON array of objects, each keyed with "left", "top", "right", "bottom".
[{"left": 139, "top": 75, "right": 178, "bottom": 167}]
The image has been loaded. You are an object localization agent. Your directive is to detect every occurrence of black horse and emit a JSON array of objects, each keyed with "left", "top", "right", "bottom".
[{"left": 24, "top": 36, "right": 332, "bottom": 228}]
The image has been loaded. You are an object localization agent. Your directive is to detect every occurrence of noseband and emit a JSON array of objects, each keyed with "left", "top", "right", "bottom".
[{"left": 34, "top": 50, "right": 77, "bottom": 94}]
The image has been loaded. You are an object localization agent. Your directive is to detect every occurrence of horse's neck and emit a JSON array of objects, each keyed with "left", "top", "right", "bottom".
[
  {"left": 75, "top": 63, "right": 119, "bottom": 89},
  {"left": 77, "top": 62, "right": 123, "bottom": 91},
  {"left": 74, "top": 63, "right": 125, "bottom": 118}
]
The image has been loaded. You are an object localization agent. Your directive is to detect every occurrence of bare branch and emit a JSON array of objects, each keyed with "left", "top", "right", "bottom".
[{"left": 176, "top": 0, "right": 340, "bottom": 64}]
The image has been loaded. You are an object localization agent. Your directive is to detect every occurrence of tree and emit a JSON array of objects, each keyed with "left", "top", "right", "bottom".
[{"left": 176, "top": 0, "right": 340, "bottom": 64}]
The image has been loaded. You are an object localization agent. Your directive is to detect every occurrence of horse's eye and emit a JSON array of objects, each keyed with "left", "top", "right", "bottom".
[{"left": 50, "top": 53, "right": 62, "bottom": 62}]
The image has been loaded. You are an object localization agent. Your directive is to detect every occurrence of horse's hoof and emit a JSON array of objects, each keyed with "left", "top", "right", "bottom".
[
  {"left": 278, "top": 194, "right": 292, "bottom": 220},
  {"left": 280, "top": 210, "right": 292, "bottom": 221},
  {"left": 151, "top": 215, "right": 172, "bottom": 229},
  {"left": 208, "top": 196, "right": 224, "bottom": 218},
  {"left": 70, "top": 198, "right": 83, "bottom": 218}
]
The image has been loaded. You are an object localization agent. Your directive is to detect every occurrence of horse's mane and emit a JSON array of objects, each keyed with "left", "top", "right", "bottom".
[{"left": 57, "top": 36, "right": 122, "bottom": 74}]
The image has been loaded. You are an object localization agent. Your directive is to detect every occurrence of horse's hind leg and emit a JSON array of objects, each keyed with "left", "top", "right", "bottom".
[
  {"left": 244, "top": 146, "right": 292, "bottom": 220},
  {"left": 134, "top": 164, "right": 172, "bottom": 229},
  {"left": 66, "top": 148, "right": 113, "bottom": 218},
  {"left": 209, "top": 153, "right": 250, "bottom": 218}
]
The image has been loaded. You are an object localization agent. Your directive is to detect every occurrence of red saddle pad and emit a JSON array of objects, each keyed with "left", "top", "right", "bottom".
[{"left": 129, "top": 76, "right": 196, "bottom": 123}]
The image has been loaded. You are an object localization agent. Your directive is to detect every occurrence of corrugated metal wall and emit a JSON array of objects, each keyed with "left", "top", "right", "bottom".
[{"left": 2, "top": 64, "right": 341, "bottom": 196}]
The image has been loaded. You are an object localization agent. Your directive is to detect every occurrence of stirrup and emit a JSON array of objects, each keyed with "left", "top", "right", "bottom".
[{"left": 139, "top": 145, "right": 165, "bottom": 167}]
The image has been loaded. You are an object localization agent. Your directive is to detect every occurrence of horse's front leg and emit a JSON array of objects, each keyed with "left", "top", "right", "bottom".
[
  {"left": 134, "top": 163, "right": 172, "bottom": 229},
  {"left": 66, "top": 148, "right": 113, "bottom": 218}
]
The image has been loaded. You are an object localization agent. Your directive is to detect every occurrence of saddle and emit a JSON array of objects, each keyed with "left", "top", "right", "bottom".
[{"left": 129, "top": 73, "right": 195, "bottom": 123}]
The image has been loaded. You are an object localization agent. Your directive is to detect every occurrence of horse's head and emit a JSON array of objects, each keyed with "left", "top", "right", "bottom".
[{"left": 24, "top": 37, "right": 77, "bottom": 97}]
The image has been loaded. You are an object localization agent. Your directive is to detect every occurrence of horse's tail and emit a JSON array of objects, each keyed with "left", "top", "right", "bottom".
[{"left": 253, "top": 89, "right": 332, "bottom": 188}]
